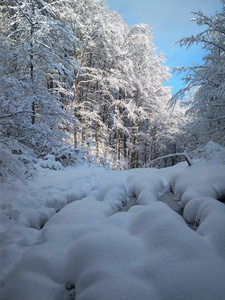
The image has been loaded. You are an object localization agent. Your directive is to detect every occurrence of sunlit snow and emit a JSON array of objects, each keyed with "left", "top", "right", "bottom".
[{"left": 1, "top": 143, "right": 225, "bottom": 300}]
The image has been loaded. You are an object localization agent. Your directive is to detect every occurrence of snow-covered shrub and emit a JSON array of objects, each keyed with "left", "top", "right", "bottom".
[
  {"left": 1, "top": 139, "right": 38, "bottom": 179},
  {"left": 191, "top": 141, "right": 225, "bottom": 164},
  {"left": 37, "top": 154, "right": 63, "bottom": 170},
  {"left": 0, "top": 146, "right": 27, "bottom": 183},
  {"left": 55, "top": 146, "right": 84, "bottom": 167}
]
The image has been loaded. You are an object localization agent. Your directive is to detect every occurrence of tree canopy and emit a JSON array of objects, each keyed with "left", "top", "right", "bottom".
[
  {"left": 1, "top": 0, "right": 223, "bottom": 169},
  {"left": 171, "top": 0, "right": 225, "bottom": 148}
]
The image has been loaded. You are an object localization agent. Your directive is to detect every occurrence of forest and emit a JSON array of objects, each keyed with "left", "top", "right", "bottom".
[
  {"left": 0, "top": 1, "right": 225, "bottom": 300},
  {"left": 1, "top": 0, "right": 224, "bottom": 171}
]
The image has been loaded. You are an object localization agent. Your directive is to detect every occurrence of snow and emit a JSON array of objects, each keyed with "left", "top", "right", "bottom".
[
  {"left": 1, "top": 149, "right": 225, "bottom": 299},
  {"left": 36, "top": 154, "right": 64, "bottom": 171}
]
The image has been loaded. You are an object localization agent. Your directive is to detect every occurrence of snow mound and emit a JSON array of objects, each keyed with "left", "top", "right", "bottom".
[
  {"left": 37, "top": 154, "right": 64, "bottom": 170},
  {"left": 1, "top": 158, "right": 225, "bottom": 300},
  {"left": 64, "top": 201, "right": 225, "bottom": 300},
  {"left": 173, "top": 163, "right": 225, "bottom": 206},
  {"left": 184, "top": 197, "right": 225, "bottom": 257},
  {"left": 198, "top": 141, "right": 225, "bottom": 163},
  {"left": 126, "top": 168, "right": 166, "bottom": 205}
]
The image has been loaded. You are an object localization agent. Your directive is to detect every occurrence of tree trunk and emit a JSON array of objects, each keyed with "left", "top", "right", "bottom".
[
  {"left": 135, "top": 151, "right": 139, "bottom": 168},
  {"left": 131, "top": 122, "right": 137, "bottom": 168},
  {"left": 95, "top": 122, "right": 99, "bottom": 154},
  {"left": 123, "top": 134, "right": 127, "bottom": 159},
  {"left": 30, "top": 11, "right": 35, "bottom": 125},
  {"left": 116, "top": 129, "right": 121, "bottom": 161},
  {"left": 103, "top": 92, "right": 111, "bottom": 158},
  {"left": 31, "top": 101, "right": 35, "bottom": 125},
  {"left": 73, "top": 125, "right": 78, "bottom": 147}
]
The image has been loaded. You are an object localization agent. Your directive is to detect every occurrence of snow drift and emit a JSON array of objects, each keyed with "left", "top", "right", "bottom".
[{"left": 1, "top": 147, "right": 225, "bottom": 299}]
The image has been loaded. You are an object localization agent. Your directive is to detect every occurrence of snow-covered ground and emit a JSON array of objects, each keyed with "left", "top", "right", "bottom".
[{"left": 1, "top": 143, "right": 225, "bottom": 300}]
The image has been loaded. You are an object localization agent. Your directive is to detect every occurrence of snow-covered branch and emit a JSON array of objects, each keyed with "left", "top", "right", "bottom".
[{"left": 149, "top": 151, "right": 193, "bottom": 167}]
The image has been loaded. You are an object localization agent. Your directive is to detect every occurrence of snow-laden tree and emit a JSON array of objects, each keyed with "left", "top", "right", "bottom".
[
  {"left": 66, "top": 0, "right": 116, "bottom": 153},
  {"left": 0, "top": 0, "right": 80, "bottom": 154},
  {"left": 66, "top": 1, "right": 172, "bottom": 168},
  {"left": 171, "top": 1, "right": 225, "bottom": 147},
  {"left": 119, "top": 24, "right": 171, "bottom": 167},
  {"left": 1, "top": 0, "right": 179, "bottom": 169}
]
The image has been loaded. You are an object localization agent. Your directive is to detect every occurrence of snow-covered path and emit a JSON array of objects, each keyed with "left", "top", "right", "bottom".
[{"left": 1, "top": 162, "right": 225, "bottom": 300}]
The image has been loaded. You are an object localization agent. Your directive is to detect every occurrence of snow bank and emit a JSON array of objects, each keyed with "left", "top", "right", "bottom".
[
  {"left": 65, "top": 200, "right": 225, "bottom": 300},
  {"left": 184, "top": 197, "right": 225, "bottom": 257},
  {"left": 194, "top": 141, "right": 225, "bottom": 164},
  {"left": 0, "top": 164, "right": 107, "bottom": 289},
  {"left": 126, "top": 168, "right": 166, "bottom": 205},
  {"left": 172, "top": 164, "right": 225, "bottom": 206},
  {"left": 1, "top": 150, "right": 225, "bottom": 300},
  {"left": 0, "top": 225, "right": 40, "bottom": 288}
]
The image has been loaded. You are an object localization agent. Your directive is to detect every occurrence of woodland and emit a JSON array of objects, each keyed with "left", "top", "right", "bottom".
[
  {"left": 0, "top": 0, "right": 224, "bottom": 171},
  {"left": 1, "top": 1, "right": 225, "bottom": 300}
]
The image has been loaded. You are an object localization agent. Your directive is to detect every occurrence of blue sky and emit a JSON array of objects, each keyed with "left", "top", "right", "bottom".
[{"left": 105, "top": 0, "right": 222, "bottom": 94}]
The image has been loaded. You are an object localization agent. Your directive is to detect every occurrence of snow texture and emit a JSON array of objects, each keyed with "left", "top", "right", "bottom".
[{"left": 1, "top": 151, "right": 225, "bottom": 299}]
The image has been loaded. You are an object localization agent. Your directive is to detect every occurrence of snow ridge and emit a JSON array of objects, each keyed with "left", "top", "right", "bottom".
[{"left": 1, "top": 161, "right": 225, "bottom": 299}]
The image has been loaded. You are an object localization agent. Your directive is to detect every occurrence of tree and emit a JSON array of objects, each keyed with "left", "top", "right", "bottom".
[
  {"left": 1, "top": 0, "right": 179, "bottom": 169},
  {"left": 171, "top": 1, "right": 225, "bottom": 147},
  {"left": 69, "top": 4, "right": 172, "bottom": 168},
  {"left": 0, "top": 0, "right": 80, "bottom": 154}
]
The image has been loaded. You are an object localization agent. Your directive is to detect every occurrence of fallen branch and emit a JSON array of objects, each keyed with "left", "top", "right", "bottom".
[{"left": 149, "top": 151, "right": 193, "bottom": 167}]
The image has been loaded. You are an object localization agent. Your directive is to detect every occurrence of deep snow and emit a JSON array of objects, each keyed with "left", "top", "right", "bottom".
[{"left": 1, "top": 144, "right": 225, "bottom": 300}]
